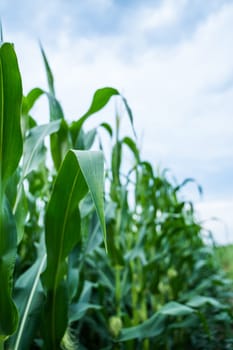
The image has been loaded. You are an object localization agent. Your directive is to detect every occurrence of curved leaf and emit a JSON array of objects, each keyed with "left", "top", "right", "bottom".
[
  {"left": 70, "top": 87, "right": 119, "bottom": 146},
  {"left": 22, "top": 87, "right": 44, "bottom": 116},
  {"left": 119, "top": 312, "right": 165, "bottom": 341},
  {"left": 41, "top": 150, "right": 106, "bottom": 349}
]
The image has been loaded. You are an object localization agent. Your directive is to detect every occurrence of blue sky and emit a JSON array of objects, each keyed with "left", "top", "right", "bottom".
[{"left": 1, "top": 0, "right": 233, "bottom": 243}]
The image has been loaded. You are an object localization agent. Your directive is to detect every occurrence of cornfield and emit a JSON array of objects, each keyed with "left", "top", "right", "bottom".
[{"left": 0, "top": 34, "right": 233, "bottom": 350}]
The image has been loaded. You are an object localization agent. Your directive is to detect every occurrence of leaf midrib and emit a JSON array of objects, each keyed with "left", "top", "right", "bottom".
[{"left": 14, "top": 254, "right": 46, "bottom": 350}]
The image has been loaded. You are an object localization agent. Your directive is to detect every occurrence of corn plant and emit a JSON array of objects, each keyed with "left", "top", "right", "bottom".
[
  {"left": 1, "top": 33, "right": 233, "bottom": 350},
  {"left": 0, "top": 37, "right": 117, "bottom": 349}
]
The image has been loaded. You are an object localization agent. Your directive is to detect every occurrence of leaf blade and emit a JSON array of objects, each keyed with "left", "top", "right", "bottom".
[
  {"left": 41, "top": 150, "right": 106, "bottom": 349},
  {"left": 0, "top": 42, "right": 22, "bottom": 339}
]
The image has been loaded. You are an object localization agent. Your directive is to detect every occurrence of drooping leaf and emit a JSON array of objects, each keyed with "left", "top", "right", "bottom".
[
  {"left": 99, "top": 122, "right": 113, "bottom": 138},
  {"left": 41, "top": 150, "right": 106, "bottom": 349},
  {"left": 186, "top": 295, "right": 224, "bottom": 309},
  {"left": 118, "top": 302, "right": 194, "bottom": 342},
  {"left": 22, "top": 87, "right": 44, "bottom": 116},
  {"left": 159, "top": 301, "right": 194, "bottom": 316},
  {"left": 70, "top": 87, "right": 119, "bottom": 146},
  {"left": 118, "top": 312, "right": 165, "bottom": 341},
  {"left": 122, "top": 136, "right": 140, "bottom": 163}
]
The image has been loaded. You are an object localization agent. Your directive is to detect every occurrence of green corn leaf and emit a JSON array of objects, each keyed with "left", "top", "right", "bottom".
[
  {"left": 45, "top": 92, "right": 64, "bottom": 121},
  {"left": 7, "top": 245, "right": 46, "bottom": 350},
  {"left": 39, "top": 46, "right": 64, "bottom": 120},
  {"left": 0, "top": 42, "right": 22, "bottom": 340},
  {"left": 0, "top": 197, "right": 19, "bottom": 338},
  {"left": 41, "top": 150, "right": 106, "bottom": 349},
  {"left": 69, "top": 281, "right": 101, "bottom": 322},
  {"left": 120, "top": 95, "right": 137, "bottom": 138},
  {"left": 75, "top": 151, "right": 106, "bottom": 249},
  {"left": 39, "top": 45, "right": 64, "bottom": 121},
  {"left": 13, "top": 185, "right": 28, "bottom": 244},
  {"left": 12, "top": 120, "right": 61, "bottom": 242},
  {"left": 159, "top": 301, "right": 194, "bottom": 316},
  {"left": 70, "top": 87, "right": 119, "bottom": 146},
  {"left": 122, "top": 136, "right": 140, "bottom": 163},
  {"left": 118, "top": 302, "right": 194, "bottom": 342},
  {"left": 22, "top": 120, "right": 61, "bottom": 178},
  {"left": 46, "top": 92, "right": 68, "bottom": 169},
  {"left": 111, "top": 141, "right": 122, "bottom": 187},
  {"left": 118, "top": 312, "right": 165, "bottom": 341},
  {"left": 40, "top": 44, "right": 55, "bottom": 96},
  {"left": 186, "top": 295, "right": 224, "bottom": 309},
  {"left": 0, "top": 42, "right": 23, "bottom": 190},
  {"left": 45, "top": 91, "right": 67, "bottom": 169},
  {"left": 22, "top": 87, "right": 44, "bottom": 116},
  {"left": 99, "top": 122, "right": 113, "bottom": 137},
  {"left": 40, "top": 45, "right": 67, "bottom": 170},
  {"left": 51, "top": 119, "right": 71, "bottom": 170}
]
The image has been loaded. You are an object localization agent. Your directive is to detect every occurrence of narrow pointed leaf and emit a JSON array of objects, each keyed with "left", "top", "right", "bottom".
[
  {"left": 8, "top": 251, "right": 46, "bottom": 350},
  {"left": 121, "top": 95, "right": 136, "bottom": 138},
  {"left": 70, "top": 87, "right": 119, "bottom": 145},
  {"left": 40, "top": 45, "right": 67, "bottom": 169},
  {"left": 45, "top": 92, "right": 64, "bottom": 121},
  {"left": 40, "top": 44, "right": 55, "bottom": 95}
]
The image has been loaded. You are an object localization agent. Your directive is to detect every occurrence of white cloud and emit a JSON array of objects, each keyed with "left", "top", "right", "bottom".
[
  {"left": 12, "top": 1, "right": 233, "bottom": 163},
  {"left": 138, "top": 0, "right": 186, "bottom": 32}
]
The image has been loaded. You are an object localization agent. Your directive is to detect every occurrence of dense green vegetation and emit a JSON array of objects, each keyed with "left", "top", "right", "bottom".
[
  {"left": 0, "top": 36, "right": 233, "bottom": 349},
  {"left": 216, "top": 245, "right": 233, "bottom": 282}
]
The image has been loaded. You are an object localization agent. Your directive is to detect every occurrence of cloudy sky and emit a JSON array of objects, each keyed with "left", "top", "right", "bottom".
[{"left": 1, "top": 0, "right": 233, "bottom": 244}]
